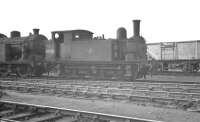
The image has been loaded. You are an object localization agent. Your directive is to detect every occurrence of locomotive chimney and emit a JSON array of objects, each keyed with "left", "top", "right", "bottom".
[
  {"left": 133, "top": 20, "right": 140, "bottom": 37},
  {"left": 33, "top": 28, "right": 39, "bottom": 35},
  {"left": 10, "top": 31, "right": 21, "bottom": 38}
]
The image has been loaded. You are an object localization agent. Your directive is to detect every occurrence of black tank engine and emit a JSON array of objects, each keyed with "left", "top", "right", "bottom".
[
  {"left": 0, "top": 29, "right": 47, "bottom": 76},
  {"left": 0, "top": 20, "right": 147, "bottom": 81}
]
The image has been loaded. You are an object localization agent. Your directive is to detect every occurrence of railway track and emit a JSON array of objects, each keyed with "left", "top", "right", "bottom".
[
  {"left": 2, "top": 78, "right": 200, "bottom": 93},
  {"left": 1, "top": 79, "right": 200, "bottom": 109},
  {"left": 1, "top": 76, "right": 200, "bottom": 84},
  {"left": 153, "top": 71, "right": 200, "bottom": 76},
  {"left": 0, "top": 100, "right": 162, "bottom": 122}
]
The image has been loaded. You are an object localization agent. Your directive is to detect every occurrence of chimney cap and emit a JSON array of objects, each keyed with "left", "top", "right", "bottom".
[
  {"left": 33, "top": 28, "right": 40, "bottom": 35},
  {"left": 133, "top": 19, "right": 141, "bottom": 22},
  {"left": 10, "top": 31, "right": 21, "bottom": 38}
]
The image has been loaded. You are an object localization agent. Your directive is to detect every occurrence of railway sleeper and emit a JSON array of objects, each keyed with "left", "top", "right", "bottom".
[
  {"left": 180, "top": 84, "right": 200, "bottom": 89},
  {"left": 98, "top": 93, "right": 113, "bottom": 99},
  {"left": 0, "top": 81, "right": 14, "bottom": 85},
  {"left": 148, "top": 86, "right": 164, "bottom": 91},
  {"left": 119, "top": 89, "right": 133, "bottom": 94},
  {"left": 37, "top": 88, "right": 59, "bottom": 96},
  {"left": 56, "top": 85, "right": 72, "bottom": 89},
  {"left": 160, "top": 83, "right": 180, "bottom": 88},
  {"left": 0, "top": 85, "right": 11, "bottom": 90},
  {"left": 84, "top": 91, "right": 100, "bottom": 98},
  {"left": 0, "top": 109, "right": 16, "bottom": 117},
  {"left": 8, "top": 112, "right": 47, "bottom": 121},
  {"left": 147, "top": 83, "right": 163, "bottom": 88},
  {"left": 37, "top": 84, "right": 56, "bottom": 89},
  {"left": 131, "top": 90, "right": 149, "bottom": 96},
  {"left": 3, "top": 112, "right": 33, "bottom": 121},
  {"left": 118, "top": 83, "right": 134, "bottom": 89},
  {"left": 173, "top": 99, "right": 199, "bottom": 110},
  {"left": 111, "top": 93, "right": 130, "bottom": 100},
  {"left": 151, "top": 97, "right": 176, "bottom": 105},
  {"left": 39, "top": 88, "right": 53, "bottom": 95},
  {"left": 27, "top": 87, "right": 42, "bottom": 94},
  {"left": 132, "top": 83, "right": 148, "bottom": 87},
  {"left": 163, "top": 87, "right": 185, "bottom": 92},
  {"left": 186, "top": 88, "right": 200, "bottom": 93},
  {"left": 0, "top": 106, "right": 28, "bottom": 118},
  {"left": 25, "top": 113, "right": 65, "bottom": 122},
  {"left": 1, "top": 106, "right": 68, "bottom": 122},
  {"left": 190, "top": 93, "right": 200, "bottom": 99},
  {"left": 133, "top": 86, "right": 150, "bottom": 90},
  {"left": 173, "top": 99, "right": 198, "bottom": 104},
  {"left": 129, "top": 95, "right": 152, "bottom": 103},
  {"left": 145, "top": 91, "right": 168, "bottom": 98},
  {"left": 73, "top": 90, "right": 88, "bottom": 97},
  {"left": 4, "top": 85, "right": 18, "bottom": 91},
  {"left": 48, "top": 89, "right": 65, "bottom": 95},
  {"left": 168, "top": 92, "right": 194, "bottom": 99},
  {"left": 62, "top": 90, "right": 75, "bottom": 96},
  {"left": 0, "top": 118, "right": 21, "bottom": 122},
  {"left": 16, "top": 86, "right": 29, "bottom": 93},
  {"left": 148, "top": 96, "right": 198, "bottom": 108}
]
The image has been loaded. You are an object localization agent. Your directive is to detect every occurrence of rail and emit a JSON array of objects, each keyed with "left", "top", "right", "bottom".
[{"left": 0, "top": 100, "right": 163, "bottom": 122}]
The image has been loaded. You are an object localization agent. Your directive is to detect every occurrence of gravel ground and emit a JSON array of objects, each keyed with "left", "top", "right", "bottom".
[
  {"left": 141, "top": 75, "right": 200, "bottom": 82},
  {"left": 2, "top": 91, "right": 200, "bottom": 122}
]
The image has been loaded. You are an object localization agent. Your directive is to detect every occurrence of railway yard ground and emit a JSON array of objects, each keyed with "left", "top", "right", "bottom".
[
  {"left": 1, "top": 74, "right": 200, "bottom": 122},
  {"left": 141, "top": 74, "right": 200, "bottom": 82}
]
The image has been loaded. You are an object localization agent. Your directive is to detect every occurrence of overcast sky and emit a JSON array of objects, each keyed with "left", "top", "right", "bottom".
[{"left": 1, "top": 0, "right": 200, "bottom": 43}]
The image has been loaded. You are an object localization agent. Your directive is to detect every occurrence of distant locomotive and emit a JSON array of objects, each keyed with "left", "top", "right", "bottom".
[
  {"left": 0, "top": 20, "right": 147, "bottom": 81},
  {"left": 0, "top": 29, "right": 47, "bottom": 77}
]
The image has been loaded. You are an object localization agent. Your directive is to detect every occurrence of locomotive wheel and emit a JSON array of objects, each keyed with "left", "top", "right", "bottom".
[
  {"left": 0, "top": 65, "right": 12, "bottom": 77},
  {"left": 16, "top": 65, "right": 32, "bottom": 77},
  {"left": 33, "top": 63, "right": 45, "bottom": 76},
  {"left": 0, "top": 71, "right": 9, "bottom": 77}
]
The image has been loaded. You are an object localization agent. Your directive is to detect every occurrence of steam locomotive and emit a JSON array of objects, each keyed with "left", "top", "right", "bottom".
[{"left": 0, "top": 20, "right": 147, "bottom": 81}]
